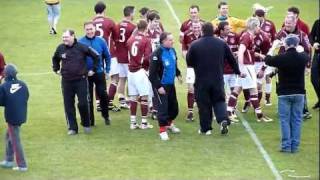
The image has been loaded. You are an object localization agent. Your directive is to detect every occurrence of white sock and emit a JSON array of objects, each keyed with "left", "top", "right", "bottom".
[
  {"left": 265, "top": 83, "right": 272, "bottom": 93},
  {"left": 130, "top": 116, "right": 136, "bottom": 123}
]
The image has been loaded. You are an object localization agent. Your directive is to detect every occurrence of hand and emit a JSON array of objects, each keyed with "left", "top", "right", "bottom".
[
  {"left": 257, "top": 69, "right": 265, "bottom": 79},
  {"left": 272, "top": 39, "right": 282, "bottom": 49},
  {"left": 158, "top": 87, "right": 166, "bottom": 95},
  {"left": 177, "top": 75, "right": 183, "bottom": 84},
  {"left": 313, "top": 42, "right": 320, "bottom": 50},
  {"left": 88, "top": 70, "right": 95, "bottom": 77}
]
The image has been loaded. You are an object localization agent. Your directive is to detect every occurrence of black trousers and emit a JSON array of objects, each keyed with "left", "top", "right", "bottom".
[
  {"left": 88, "top": 73, "right": 109, "bottom": 126},
  {"left": 195, "top": 82, "right": 230, "bottom": 132},
  {"left": 62, "top": 77, "right": 90, "bottom": 132},
  {"left": 311, "top": 53, "right": 320, "bottom": 104},
  {"left": 153, "top": 85, "right": 179, "bottom": 127}
]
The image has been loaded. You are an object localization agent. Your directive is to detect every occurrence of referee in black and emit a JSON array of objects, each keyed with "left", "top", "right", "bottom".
[
  {"left": 52, "top": 29, "right": 99, "bottom": 135},
  {"left": 186, "top": 22, "right": 241, "bottom": 135}
]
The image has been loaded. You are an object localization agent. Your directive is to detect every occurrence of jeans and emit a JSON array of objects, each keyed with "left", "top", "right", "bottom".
[
  {"left": 47, "top": 4, "right": 60, "bottom": 28},
  {"left": 278, "top": 95, "right": 304, "bottom": 152}
]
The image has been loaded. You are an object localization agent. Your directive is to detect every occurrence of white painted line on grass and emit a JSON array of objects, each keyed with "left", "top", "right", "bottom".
[
  {"left": 237, "top": 113, "right": 283, "bottom": 180},
  {"left": 163, "top": 0, "right": 181, "bottom": 26},
  {"left": 162, "top": 0, "right": 283, "bottom": 179}
]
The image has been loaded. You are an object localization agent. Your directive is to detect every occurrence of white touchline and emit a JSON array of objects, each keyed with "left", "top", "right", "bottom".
[
  {"left": 162, "top": 0, "right": 283, "bottom": 179},
  {"left": 237, "top": 113, "right": 283, "bottom": 180}
]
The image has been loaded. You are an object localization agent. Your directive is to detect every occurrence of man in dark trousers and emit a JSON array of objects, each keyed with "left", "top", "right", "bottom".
[
  {"left": 265, "top": 34, "right": 308, "bottom": 153},
  {"left": 79, "top": 21, "right": 111, "bottom": 126},
  {"left": 309, "top": 18, "right": 320, "bottom": 109},
  {"left": 52, "top": 29, "right": 99, "bottom": 135},
  {"left": 149, "top": 32, "right": 182, "bottom": 141},
  {"left": 0, "top": 64, "right": 29, "bottom": 171},
  {"left": 186, "top": 22, "right": 241, "bottom": 135}
]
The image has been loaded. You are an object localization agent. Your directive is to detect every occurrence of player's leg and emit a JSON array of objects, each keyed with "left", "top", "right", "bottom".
[
  {"left": 62, "top": 80, "right": 78, "bottom": 133},
  {"left": 118, "top": 63, "right": 129, "bottom": 109},
  {"left": 227, "top": 86, "right": 242, "bottom": 123},
  {"left": 265, "top": 66, "right": 274, "bottom": 106},
  {"left": 87, "top": 76, "right": 95, "bottom": 126},
  {"left": 51, "top": 4, "right": 60, "bottom": 34},
  {"left": 167, "top": 85, "right": 180, "bottom": 133},
  {"left": 95, "top": 73, "right": 110, "bottom": 125},
  {"left": 108, "top": 58, "right": 120, "bottom": 112},
  {"left": 75, "top": 78, "right": 91, "bottom": 132},
  {"left": 128, "top": 71, "right": 139, "bottom": 129},
  {"left": 46, "top": 5, "right": 54, "bottom": 34},
  {"left": 186, "top": 67, "right": 195, "bottom": 122}
]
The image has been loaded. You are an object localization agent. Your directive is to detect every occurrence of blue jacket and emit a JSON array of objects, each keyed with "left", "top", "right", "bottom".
[
  {"left": 149, "top": 46, "right": 181, "bottom": 89},
  {"left": 79, "top": 36, "right": 111, "bottom": 74},
  {"left": 0, "top": 78, "right": 29, "bottom": 126}
]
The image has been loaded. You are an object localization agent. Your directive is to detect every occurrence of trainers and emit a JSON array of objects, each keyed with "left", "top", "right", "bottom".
[
  {"left": 167, "top": 124, "right": 181, "bottom": 134},
  {"left": 186, "top": 112, "right": 194, "bottom": 122},
  {"left": 242, "top": 102, "right": 251, "bottom": 113},
  {"left": 130, "top": 123, "right": 140, "bottom": 130},
  {"left": 51, "top": 27, "right": 57, "bottom": 35},
  {"left": 258, "top": 115, "right": 273, "bottom": 122},
  {"left": 83, "top": 127, "right": 92, "bottom": 134},
  {"left": 198, "top": 129, "right": 212, "bottom": 135},
  {"left": 159, "top": 131, "right": 169, "bottom": 141},
  {"left": 265, "top": 100, "right": 272, "bottom": 106},
  {"left": 140, "top": 122, "right": 153, "bottom": 129},
  {"left": 0, "top": 161, "right": 14, "bottom": 168},
  {"left": 151, "top": 111, "right": 157, "bottom": 120},
  {"left": 12, "top": 166, "right": 28, "bottom": 172},
  {"left": 220, "top": 120, "right": 229, "bottom": 135},
  {"left": 67, "top": 130, "right": 77, "bottom": 135},
  {"left": 229, "top": 114, "right": 239, "bottom": 123},
  {"left": 303, "top": 112, "right": 312, "bottom": 119},
  {"left": 120, "top": 103, "right": 130, "bottom": 109},
  {"left": 111, "top": 106, "right": 121, "bottom": 112}
]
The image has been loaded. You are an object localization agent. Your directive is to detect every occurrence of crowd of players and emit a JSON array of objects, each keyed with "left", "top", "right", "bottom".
[{"left": 48, "top": 1, "right": 319, "bottom": 139}]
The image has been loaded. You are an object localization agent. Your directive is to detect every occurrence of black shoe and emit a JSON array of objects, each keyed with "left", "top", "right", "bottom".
[
  {"left": 312, "top": 102, "right": 320, "bottom": 110},
  {"left": 151, "top": 111, "right": 157, "bottom": 120},
  {"left": 52, "top": 27, "right": 57, "bottom": 34},
  {"left": 220, "top": 120, "right": 229, "bottom": 135},
  {"left": 104, "top": 117, "right": 111, "bottom": 125},
  {"left": 303, "top": 112, "right": 312, "bottom": 119},
  {"left": 186, "top": 112, "right": 194, "bottom": 122}
]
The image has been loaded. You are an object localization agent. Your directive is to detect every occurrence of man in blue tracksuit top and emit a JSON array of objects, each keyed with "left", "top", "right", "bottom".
[
  {"left": 79, "top": 21, "right": 111, "bottom": 126},
  {"left": 0, "top": 64, "right": 29, "bottom": 171},
  {"left": 149, "top": 32, "right": 183, "bottom": 141}
]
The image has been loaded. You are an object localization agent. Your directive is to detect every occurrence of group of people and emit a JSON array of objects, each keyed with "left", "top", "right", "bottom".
[{"left": 0, "top": 0, "right": 319, "bottom": 172}]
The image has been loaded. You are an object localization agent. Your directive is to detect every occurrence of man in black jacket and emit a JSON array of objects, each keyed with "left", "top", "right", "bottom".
[
  {"left": 186, "top": 22, "right": 241, "bottom": 135},
  {"left": 0, "top": 64, "right": 29, "bottom": 171},
  {"left": 309, "top": 18, "right": 320, "bottom": 109},
  {"left": 52, "top": 29, "right": 99, "bottom": 135},
  {"left": 265, "top": 34, "right": 308, "bottom": 153}
]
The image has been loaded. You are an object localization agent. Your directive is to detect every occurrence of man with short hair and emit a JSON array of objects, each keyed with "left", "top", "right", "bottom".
[
  {"left": 265, "top": 35, "right": 308, "bottom": 153},
  {"left": 182, "top": 22, "right": 202, "bottom": 122},
  {"left": 187, "top": 22, "right": 241, "bottom": 135},
  {"left": 127, "top": 20, "right": 153, "bottom": 130},
  {"left": 227, "top": 18, "right": 272, "bottom": 122},
  {"left": 52, "top": 29, "right": 99, "bottom": 135},
  {"left": 115, "top": 6, "right": 136, "bottom": 109},
  {"left": 286, "top": 6, "right": 310, "bottom": 35},
  {"left": 149, "top": 32, "right": 182, "bottom": 141},
  {"left": 92, "top": 1, "right": 120, "bottom": 112},
  {"left": 276, "top": 15, "right": 312, "bottom": 119},
  {"left": 79, "top": 21, "right": 111, "bottom": 126},
  {"left": 211, "top": 1, "right": 246, "bottom": 33},
  {"left": 179, "top": 5, "right": 204, "bottom": 43}
]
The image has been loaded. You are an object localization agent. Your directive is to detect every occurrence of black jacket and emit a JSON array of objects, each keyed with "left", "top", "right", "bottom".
[
  {"left": 265, "top": 48, "right": 308, "bottom": 96},
  {"left": 149, "top": 46, "right": 181, "bottom": 89},
  {"left": 186, "top": 35, "right": 240, "bottom": 86},
  {"left": 0, "top": 79, "right": 29, "bottom": 126},
  {"left": 309, "top": 19, "right": 320, "bottom": 54},
  {"left": 52, "top": 39, "right": 99, "bottom": 80}
]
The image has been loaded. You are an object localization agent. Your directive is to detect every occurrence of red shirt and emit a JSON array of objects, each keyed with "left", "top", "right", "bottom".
[
  {"left": 115, "top": 19, "right": 136, "bottom": 63},
  {"left": 253, "top": 31, "right": 271, "bottom": 62},
  {"left": 146, "top": 27, "right": 162, "bottom": 51},
  {"left": 127, "top": 32, "right": 152, "bottom": 72},
  {"left": 182, "top": 30, "right": 201, "bottom": 51},
  {"left": 218, "top": 32, "right": 239, "bottom": 74},
  {"left": 0, "top": 52, "right": 5, "bottom": 76},
  {"left": 239, "top": 31, "right": 255, "bottom": 65},
  {"left": 260, "top": 19, "right": 276, "bottom": 42},
  {"left": 276, "top": 27, "right": 311, "bottom": 56},
  {"left": 92, "top": 16, "right": 117, "bottom": 57}
]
